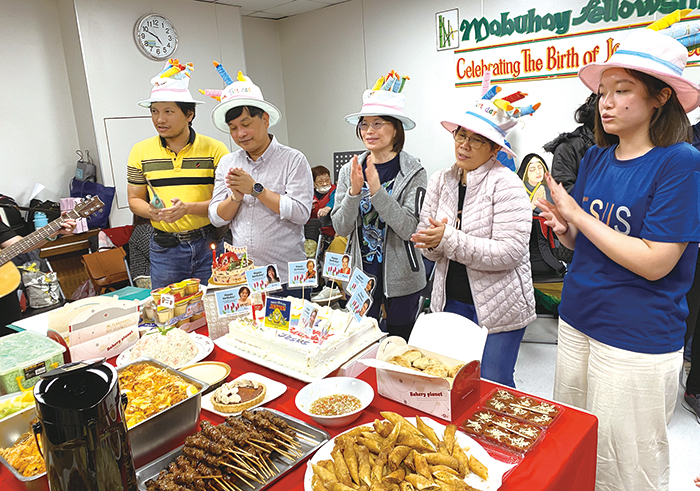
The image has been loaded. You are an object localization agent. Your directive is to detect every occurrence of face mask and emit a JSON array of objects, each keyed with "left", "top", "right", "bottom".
[{"left": 316, "top": 185, "right": 331, "bottom": 194}]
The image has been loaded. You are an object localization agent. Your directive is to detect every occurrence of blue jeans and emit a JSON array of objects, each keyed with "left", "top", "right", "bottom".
[
  {"left": 150, "top": 234, "right": 223, "bottom": 289},
  {"left": 444, "top": 298, "right": 526, "bottom": 388}
]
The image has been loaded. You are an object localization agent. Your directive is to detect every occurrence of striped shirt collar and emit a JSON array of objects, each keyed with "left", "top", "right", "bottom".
[{"left": 160, "top": 127, "right": 196, "bottom": 150}]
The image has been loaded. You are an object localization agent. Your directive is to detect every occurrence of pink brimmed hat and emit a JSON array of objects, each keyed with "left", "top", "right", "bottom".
[
  {"left": 138, "top": 59, "right": 203, "bottom": 108},
  {"left": 578, "top": 28, "right": 700, "bottom": 112}
]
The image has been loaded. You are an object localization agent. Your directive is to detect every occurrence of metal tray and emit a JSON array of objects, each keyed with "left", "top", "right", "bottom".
[
  {"left": 135, "top": 408, "right": 330, "bottom": 490},
  {"left": 118, "top": 357, "right": 209, "bottom": 468},
  {"left": 0, "top": 406, "right": 47, "bottom": 491},
  {"left": 0, "top": 358, "right": 209, "bottom": 489}
]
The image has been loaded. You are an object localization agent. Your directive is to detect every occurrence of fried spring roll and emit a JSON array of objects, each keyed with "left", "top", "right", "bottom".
[
  {"left": 342, "top": 440, "right": 359, "bottom": 485},
  {"left": 387, "top": 445, "right": 412, "bottom": 471},
  {"left": 423, "top": 453, "right": 460, "bottom": 471},
  {"left": 414, "top": 452, "right": 431, "bottom": 480},
  {"left": 312, "top": 462, "right": 339, "bottom": 484},
  {"left": 415, "top": 416, "right": 440, "bottom": 448},
  {"left": 443, "top": 425, "right": 457, "bottom": 454},
  {"left": 357, "top": 437, "right": 381, "bottom": 455},
  {"left": 380, "top": 412, "right": 421, "bottom": 437},
  {"left": 374, "top": 419, "right": 394, "bottom": 438},
  {"left": 357, "top": 445, "right": 372, "bottom": 487},
  {"left": 383, "top": 467, "right": 406, "bottom": 484},
  {"left": 468, "top": 455, "right": 488, "bottom": 481},
  {"left": 332, "top": 448, "right": 353, "bottom": 487}
]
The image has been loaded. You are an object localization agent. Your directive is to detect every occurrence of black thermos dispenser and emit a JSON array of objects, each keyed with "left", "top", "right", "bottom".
[{"left": 32, "top": 359, "right": 137, "bottom": 491}]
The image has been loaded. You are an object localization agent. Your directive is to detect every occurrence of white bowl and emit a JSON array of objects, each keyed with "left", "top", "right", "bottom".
[{"left": 295, "top": 377, "right": 374, "bottom": 427}]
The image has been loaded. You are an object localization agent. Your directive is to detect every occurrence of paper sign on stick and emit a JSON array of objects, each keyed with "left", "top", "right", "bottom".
[
  {"left": 323, "top": 252, "right": 351, "bottom": 281},
  {"left": 214, "top": 286, "right": 252, "bottom": 317},
  {"left": 288, "top": 259, "right": 318, "bottom": 288},
  {"left": 246, "top": 263, "right": 282, "bottom": 293},
  {"left": 346, "top": 268, "right": 377, "bottom": 296},
  {"left": 347, "top": 288, "right": 372, "bottom": 324}
]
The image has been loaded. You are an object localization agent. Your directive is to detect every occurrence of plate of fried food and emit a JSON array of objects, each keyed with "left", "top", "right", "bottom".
[{"left": 304, "top": 411, "right": 515, "bottom": 491}]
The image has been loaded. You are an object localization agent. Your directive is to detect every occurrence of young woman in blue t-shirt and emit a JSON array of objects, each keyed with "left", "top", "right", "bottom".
[{"left": 538, "top": 28, "right": 700, "bottom": 491}]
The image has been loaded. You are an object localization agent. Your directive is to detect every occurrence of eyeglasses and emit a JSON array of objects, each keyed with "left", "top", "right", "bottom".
[
  {"left": 358, "top": 120, "right": 391, "bottom": 131},
  {"left": 315, "top": 178, "right": 331, "bottom": 186},
  {"left": 453, "top": 131, "right": 488, "bottom": 149}
]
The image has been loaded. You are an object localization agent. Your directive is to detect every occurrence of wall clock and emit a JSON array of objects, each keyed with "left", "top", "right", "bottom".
[{"left": 134, "top": 13, "right": 178, "bottom": 61}]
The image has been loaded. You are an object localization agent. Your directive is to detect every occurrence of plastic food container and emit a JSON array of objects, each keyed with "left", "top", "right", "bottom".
[
  {"left": 0, "top": 331, "right": 65, "bottom": 395},
  {"left": 481, "top": 387, "right": 563, "bottom": 428}
]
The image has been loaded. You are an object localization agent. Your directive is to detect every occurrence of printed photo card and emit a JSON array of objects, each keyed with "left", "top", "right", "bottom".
[
  {"left": 347, "top": 288, "right": 372, "bottom": 324},
  {"left": 346, "top": 268, "right": 377, "bottom": 296},
  {"left": 288, "top": 259, "right": 318, "bottom": 289},
  {"left": 323, "top": 252, "right": 352, "bottom": 281},
  {"left": 246, "top": 263, "right": 283, "bottom": 293},
  {"left": 214, "top": 286, "right": 252, "bottom": 317},
  {"left": 298, "top": 300, "right": 319, "bottom": 336}
]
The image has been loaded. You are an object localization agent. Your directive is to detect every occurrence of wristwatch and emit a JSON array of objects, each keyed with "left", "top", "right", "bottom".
[{"left": 251, "top": 182, "right": 264, "bottom": 198}]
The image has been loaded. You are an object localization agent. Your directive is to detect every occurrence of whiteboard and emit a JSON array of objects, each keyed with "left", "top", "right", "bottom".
[{"left": 103, "top": 116, "right": 154, "bottom": 226}]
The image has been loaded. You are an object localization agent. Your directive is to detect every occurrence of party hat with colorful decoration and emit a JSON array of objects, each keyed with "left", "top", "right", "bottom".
[
  {"left": 441, "top": 72, "right": 541, "bottom": 158},
  {"left": 138, "top": 59, "right": 203, "bottom": 108},
  {"left": 202, "top": 61, "right": 281, "bottom": 132},
  {"left": 345, "top": 70, "right": 416, "bottom": 130},
  {"left": 578, "top": 9, "right": 700, "bottom": 112}
]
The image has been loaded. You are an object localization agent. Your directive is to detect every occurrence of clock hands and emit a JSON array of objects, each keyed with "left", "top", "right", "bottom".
[{"left": 144, "top": 28, "right": 163, "bottom": 46}]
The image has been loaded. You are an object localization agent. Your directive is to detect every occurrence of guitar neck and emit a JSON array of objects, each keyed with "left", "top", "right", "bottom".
[{"left": 0, "top": 210, "right": 79, "bottom": 266}]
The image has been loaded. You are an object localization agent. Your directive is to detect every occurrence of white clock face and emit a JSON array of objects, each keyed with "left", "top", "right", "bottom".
[{"left": 134, "top": 14, "right": 178, "bottom": 61}]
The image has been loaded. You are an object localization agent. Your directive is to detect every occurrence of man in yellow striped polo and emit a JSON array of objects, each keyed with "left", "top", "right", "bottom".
[{"left": 127, "top": 61, "right": 229, "bottom": 288}]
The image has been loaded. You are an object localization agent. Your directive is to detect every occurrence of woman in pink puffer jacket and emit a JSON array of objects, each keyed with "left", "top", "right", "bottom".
[{"left": 412, "top": 96, "right": 536, "bottom": 387}]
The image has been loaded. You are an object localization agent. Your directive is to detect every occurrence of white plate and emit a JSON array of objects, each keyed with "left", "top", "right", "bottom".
[
  {"left": 214, "top": 331, "right": 384, "bottom": 383},
  {"left": 116, "top": 332, "right": 214, "bottom": 369},
  {"left": 303, "top": 416, "right": 515, "bottom": 491},
  {"left": 200, "top": 372, "right": 287, "bottom": 417}
]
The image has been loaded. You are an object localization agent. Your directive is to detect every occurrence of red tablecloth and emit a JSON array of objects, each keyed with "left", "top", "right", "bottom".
[{"left": 0, "top": 328, "right": 598, "bottom": 490}]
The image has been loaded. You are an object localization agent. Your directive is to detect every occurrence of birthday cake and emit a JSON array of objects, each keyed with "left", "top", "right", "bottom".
[
  {"left": 210, "top": 247, "right": 254, "bottom": 286},
  {"left": 225, "top": 299, "right": 383, "bottom": 379}
]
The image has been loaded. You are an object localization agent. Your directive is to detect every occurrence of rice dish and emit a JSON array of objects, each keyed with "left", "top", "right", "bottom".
[{"left": 128, "top": 328, "right": 198, "bottom": 368}]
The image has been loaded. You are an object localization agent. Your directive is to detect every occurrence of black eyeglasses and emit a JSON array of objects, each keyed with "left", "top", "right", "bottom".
[{"left": 453, "top": 131, "right": 487, "bottom": 149}]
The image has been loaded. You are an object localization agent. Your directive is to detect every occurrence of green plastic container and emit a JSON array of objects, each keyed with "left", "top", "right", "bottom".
[{"left": 0, "top": 331, "right": 65, "bottom": 395}]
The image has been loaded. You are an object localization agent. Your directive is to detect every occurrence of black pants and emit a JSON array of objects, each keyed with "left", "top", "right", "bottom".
[{"left": 684, "top": 252, "right": 700, "bottom": 395}]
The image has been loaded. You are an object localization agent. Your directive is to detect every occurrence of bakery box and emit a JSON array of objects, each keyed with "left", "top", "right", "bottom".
[{"left": 373, "top": 312, "right": 488, "bottom": 421}]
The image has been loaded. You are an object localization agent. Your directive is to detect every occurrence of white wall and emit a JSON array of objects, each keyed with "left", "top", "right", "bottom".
[
  {"left": 73, "top": 0, "right": 244, "bottom": 226},
  {"left": 241, "top": 17, "right": 289, "bottom": 145},
  {"left": 278, "top": 0, "right": 367, "bottom": 171},
  {"left": 276, "top": 0, "right": 700, "bottom": 178},
  {"left": 1, "top": 0, "right": 80, "bottom": 205}
]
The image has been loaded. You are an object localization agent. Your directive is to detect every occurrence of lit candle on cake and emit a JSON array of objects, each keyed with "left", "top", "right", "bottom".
[{"left": 211, "top": 244, "right": 216, "bottom": 266}]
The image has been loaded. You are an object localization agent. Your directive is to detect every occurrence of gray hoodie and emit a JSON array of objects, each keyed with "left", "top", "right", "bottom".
[{"left": 331, "top": 150, "right": 427, "bottom": 298}]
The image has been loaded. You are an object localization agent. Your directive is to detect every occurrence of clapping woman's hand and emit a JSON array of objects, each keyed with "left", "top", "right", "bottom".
[
  {"left": 411, "top": 217, "right": 448, "bottom": 249},
  {"left": 537, "top": 173, "right": 580, "bottom": 235},
  {"left": 349, "top": 155, "right": 364, "bottom": 196}
]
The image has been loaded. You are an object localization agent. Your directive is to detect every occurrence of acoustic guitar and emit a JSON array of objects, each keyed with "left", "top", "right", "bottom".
[{"left": 0, "top": 196, "right": 105, "bottom": 299}]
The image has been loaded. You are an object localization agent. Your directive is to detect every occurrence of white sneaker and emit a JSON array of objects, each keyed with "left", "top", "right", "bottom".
[
  {"left": 311, "top": 286, "right": 338, "bottom": 302},
  {"left": 681, "top": 360, "right": 691, "bottom": 390}
]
